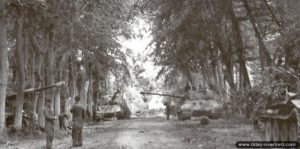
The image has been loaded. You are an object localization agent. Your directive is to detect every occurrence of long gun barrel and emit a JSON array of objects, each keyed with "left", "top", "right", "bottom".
[
  {"left": 6, "top": 81, "right": 65, "bottom": 100},
  {"left": 140, "top": 92, "right": 182, "bottom": 98}
]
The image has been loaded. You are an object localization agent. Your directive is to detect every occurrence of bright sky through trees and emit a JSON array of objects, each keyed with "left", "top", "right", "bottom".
[{"left": 120, "top": 18, "right": 165, "bottom": 110}]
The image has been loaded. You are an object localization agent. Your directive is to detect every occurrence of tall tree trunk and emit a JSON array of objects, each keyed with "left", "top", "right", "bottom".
[
  {"left": 87, "top": 63, "right": 93, "bottom": 119},
  {"left": 24, "top": 31, "right": 30, "bottom": 86},
  {"left": 37, "top": 78, "right": 45, "bottom": 128},
  {"left": 79, "top": 71, "right": 88, "bottom": 108},
  {"left": 67, "top": 15, "right": 76, "bottom": 106},
  {"left": 62, "top": 63, "right": 70, "bottom": 114},
  {"left": 28, "top": 38, "right": 36, "bottom": 112},
  {"left": 54, "top": 53, "right": 69, "bottom": 115},
  {"left": 54, "top": 87, "right": 60, "bottom": 116},
  {"left": 38, "top": 50, "right": 46, "bottom": 128},
  {"left": 242, "top": 0, "right": 272, "bottom": 69},
  {"left": 202, "top": 54, "right": 217, "bottom": 91},
  {"left": 68, "top": 54, "right": 77, "bottom": 108},
  {"left": 223, "top": 58, "right": 235, "bottom": 90},
  {"left": 32, "top": 52, "right": 42, "bottom": 114},
  {"left": 216, "top": 34, "right": 236, "bottom": 92},
  {"left": 217, "top": 59, "right": 226, "bottom": 99},
  {"left": 93, "top": 72, "right": 100, "bottom": 122},
  {"left": 227, "top": 0, "right": 251, "bottom": 90},
  {"left": 14, "top": 11, "right": 25, "bottom": 129},
  {"left": 0, "top": 6, "right": 8, "bottom": 134},
  {"left": 28, "top": 31, "right": 44, "bottom": 128},
  {"left": 186, "top": 70, "right": 195, "bottom": 88},
  {"left": 211, "top": 62, "right": 219, "bottom": 93},
  {"left": 44, "top": 24, "right": 55, "bottom": 108}
]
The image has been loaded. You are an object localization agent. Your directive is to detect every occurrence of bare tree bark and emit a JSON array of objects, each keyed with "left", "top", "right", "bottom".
[
  {"left": 28, "top": 26, "right": 48, "bottom": 126},
  {"left": 93, "top": 69, "right": 101, "bottom": 122},
  {"left": 77, "top": 66, "right": 88, "bottom": 108},
  {"left": 227, "top": 0, "right": 251, "bottom": 90},
  {"left": 68, "top": 15, "right": 76, "bottom": 106},
  {"left": 29, "top": 34, "right": 43, "bottom": 116},
  {"left": 242, "top": 0, "right": 272, "bottom": 69},
  {"left": 37, "top": 59, "right": 45, "bottom": 128},
  {"left": 216, "top": 30, "right": 236, "bottom": 92},
  {"left": 0, "top": 5, "right": 8, "bottom": 134},
  {"left": 68, "top": 54, "right": 77, "bottom": 108},
  {"left": 62, "top": 63, "right": 70, "bottom": 114},
  {"left": 14, "top": 10, "right": 25, "bottom": 129},
  {"left": 53, "top": 87, "right": 60, "bottom": 116},
  {"left": 44, "top": 23, "right": 55, "bottom": 108},
  {"left": 54, "top": 53, "right": 69, "bottom": 115},
  {"left": 82, "top": 79, "right": 89, "bottom": 109},
  {"left": 87, "top": 62, "right": 93, "bottom": 119},
  {"left": 24, "top": 30, "right": 31, "bottom": 87},
  {"left": 37, "top": 87, "right": 45, "bottom": 128},
  {"left": 216, "top": 59, "right": 226, "bottom": 98}
]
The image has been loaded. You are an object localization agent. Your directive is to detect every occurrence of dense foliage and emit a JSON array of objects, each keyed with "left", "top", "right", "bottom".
[
  {"left": 0, "top": 0, "right": 137, "bottom": 133},
  {"left": 139, "top": 0, "right": 300, "bottom": 117}
]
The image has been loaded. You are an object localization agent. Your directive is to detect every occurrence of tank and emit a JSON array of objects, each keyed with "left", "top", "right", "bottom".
[
  {"left": 141, "top": 90, "right": 224, "bottom": 121},
  {"left": 177, "top": 92, "right": 224, "bottom": 120},
  {"left": 258, "top": 93, "right": 300, "bottom": 141},
  {"left": 256, "top": 67, "right": 300, "bottom": 141},
  {"left": 96, "top": 104, "right": 123, "bottom": 120},
  {"left": 95, "top": 90, "right": 130, "bottom": 121},
  {"left": 175, "top": 95, "right": 224, "bottom": 120}
]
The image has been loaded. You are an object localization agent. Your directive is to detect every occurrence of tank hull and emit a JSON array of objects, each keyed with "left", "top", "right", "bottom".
[
  {"left": 176, "top": 99, "right": 223, "bottom": 120},
  {"left": 258, "top": 99, "right": 300, "bottom": 142},
  {"left": 96, "top": 105, "right": 123, "bottom": 121}
]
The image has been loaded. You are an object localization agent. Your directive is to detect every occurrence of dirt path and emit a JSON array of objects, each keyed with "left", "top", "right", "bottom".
[{"left": 0, "top": 116, "right": 263, "bottom": 149}]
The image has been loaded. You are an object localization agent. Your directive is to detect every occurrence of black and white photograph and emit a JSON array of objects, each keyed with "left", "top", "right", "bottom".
[{"left": 0, "top": 0, "right": 300, "bottom": 148}]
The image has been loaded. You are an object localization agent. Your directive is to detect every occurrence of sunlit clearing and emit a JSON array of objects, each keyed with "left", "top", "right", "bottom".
[{"left": 120, "top": 18, "right": 165, "bottom": 112}]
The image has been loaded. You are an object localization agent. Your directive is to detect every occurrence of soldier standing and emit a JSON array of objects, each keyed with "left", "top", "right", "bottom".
[
  {"left": 70, "top": 96, "right": 86, "bottom": 147},
  {"left": 164, "top": 101, "right": 171, "bottom": 120},
  {"left": 44, "top": 99, "right": 58, "bottom": 149}
]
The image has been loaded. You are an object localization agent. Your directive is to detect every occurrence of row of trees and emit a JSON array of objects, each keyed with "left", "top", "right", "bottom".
[
  {"left": 1, "top": 0, "right": 299, "bottom": 136},
  {"left": 0, "top": 0, "right": 136, "bottom": 135},
  {"left": 140, "top": 0, "right": 300, "bottom": 114}
]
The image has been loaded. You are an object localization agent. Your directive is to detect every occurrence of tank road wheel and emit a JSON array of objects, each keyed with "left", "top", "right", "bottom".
[
  {"left": 265, "top": 119, "right": 272, "bottom": 141},
  {"left": 272, "top": 119, "right": 280, "bottom": 141},
  {"left": 280, "top": 120, "right": 289, "bottom": 141},
  {"left": 289, "top": 119, "right": 298, "bottom": 141}
]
